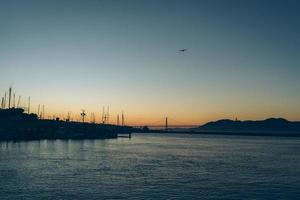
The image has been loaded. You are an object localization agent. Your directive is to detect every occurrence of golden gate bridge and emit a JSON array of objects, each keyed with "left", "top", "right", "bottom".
[{"left": 134, "top": 117, "right": 200, "bottom": 129}]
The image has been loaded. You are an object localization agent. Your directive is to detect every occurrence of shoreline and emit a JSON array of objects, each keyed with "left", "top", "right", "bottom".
[{"left": 135, "top": 130, "right": 300, "bottom": 137}]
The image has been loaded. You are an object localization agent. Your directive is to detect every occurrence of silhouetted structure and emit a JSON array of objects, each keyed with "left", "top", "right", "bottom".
[
  {"left": 165, "top": 117, "right": 168, "bottom": 131},
  {"left": 81, "top": 110, "right": 86, "bottom": 123},
  {"left": 8, "top": 87, "right": 11, "bottom": 109},
  {"left": 0, "top": 108, "right": 133, "bottom": 141},
  {"left": 122, "top": 111, "right": 125, "bottom": 126}
]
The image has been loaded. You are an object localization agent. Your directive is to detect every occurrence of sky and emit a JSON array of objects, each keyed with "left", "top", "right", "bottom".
[{"left": 0, "top": 0, "right": 299, "bottom": 125}]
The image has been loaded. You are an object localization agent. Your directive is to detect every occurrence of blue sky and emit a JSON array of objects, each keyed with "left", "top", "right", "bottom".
[{"left": 0, "top": 0, "right": 299, "bottom": 124}]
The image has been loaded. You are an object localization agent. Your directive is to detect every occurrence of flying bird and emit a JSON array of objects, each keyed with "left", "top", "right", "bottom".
[{"left": 179, "top": 49, "right": 187, "bottom": 52}]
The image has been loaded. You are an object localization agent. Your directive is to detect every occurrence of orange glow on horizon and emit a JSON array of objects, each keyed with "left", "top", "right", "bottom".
[{"left": 25, "top": 103, "right": 300, "bottom": 126}]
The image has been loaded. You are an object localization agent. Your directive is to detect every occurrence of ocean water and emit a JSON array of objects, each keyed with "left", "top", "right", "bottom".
[{"left": 0, "top": 133, "right": 299, "bottom": 200}]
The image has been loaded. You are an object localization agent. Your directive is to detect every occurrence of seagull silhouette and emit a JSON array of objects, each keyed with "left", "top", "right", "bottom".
[{"left": 179, "top": 49, "right": 187, "bottom": 52}]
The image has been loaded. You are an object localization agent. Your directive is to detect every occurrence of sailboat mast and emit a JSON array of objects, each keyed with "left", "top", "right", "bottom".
[
  {"left": 8, "top": 87, "right": 12, "bottom": 109},
  {"left": 37, "top": 104, "right": 40, "bottom": 118},
  {"left": 1, "top": 97, "right": 4, "bottom": 109},
  {"left": 13, "top": 93, "right": 15, "bottom": 108},
  {"left": 122, "top": 111, "right": 124, "bottom": 126},
  {"left": 17, "top": 96, "right": 21, "bottom": 108},
  {"left": 28, "top": 96, "right": 30, "bottom": 114}
]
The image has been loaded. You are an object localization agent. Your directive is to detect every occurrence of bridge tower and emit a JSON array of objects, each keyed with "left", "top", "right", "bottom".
[{"left": 165, "top": 117, "right": 168, "bottom": 131}]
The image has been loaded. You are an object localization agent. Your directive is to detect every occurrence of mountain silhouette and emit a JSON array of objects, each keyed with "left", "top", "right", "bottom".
[{"left": 197, "top": 118, "right": 300, "bottom": 134}]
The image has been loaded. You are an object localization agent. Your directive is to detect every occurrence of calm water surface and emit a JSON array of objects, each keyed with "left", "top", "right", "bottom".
[{"left": 0, "top": 133, "right": 300, "bottom": 200}]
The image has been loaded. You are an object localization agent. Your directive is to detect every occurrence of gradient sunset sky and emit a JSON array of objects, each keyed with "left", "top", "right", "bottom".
[{"left": 0, "top": 0, "right": 299, "bottom": 125}]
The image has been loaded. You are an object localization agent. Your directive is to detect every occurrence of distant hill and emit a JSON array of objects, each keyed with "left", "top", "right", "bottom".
[{"left": 195, "top": 118, "right": 300, "bottom": 134}]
